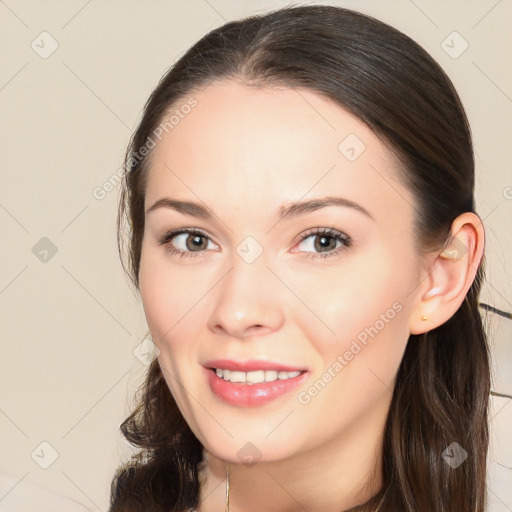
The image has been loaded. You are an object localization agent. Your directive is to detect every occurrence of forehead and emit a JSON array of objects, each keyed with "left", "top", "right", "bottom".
[{"left": 144, "top": 80, "right": 413, "bottom": 223}]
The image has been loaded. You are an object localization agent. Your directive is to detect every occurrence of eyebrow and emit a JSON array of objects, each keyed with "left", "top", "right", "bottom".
[{"left": 145, "top": 196, "right": 375, "bottom": 221}]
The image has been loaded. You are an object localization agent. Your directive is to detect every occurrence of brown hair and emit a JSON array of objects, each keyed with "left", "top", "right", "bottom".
[{"left": 110, "top": 4, "right": 490, "bottom": 511}]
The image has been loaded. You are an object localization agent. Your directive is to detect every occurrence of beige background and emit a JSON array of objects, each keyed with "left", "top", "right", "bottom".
[{"left": 0, "top": 1, "right": 511, "bottom": 510}]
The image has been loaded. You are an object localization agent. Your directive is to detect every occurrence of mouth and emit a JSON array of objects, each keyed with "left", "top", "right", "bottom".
[
  {"left": 208, "top": 367, "right": 307, "bottom": 384},
  {"left": 203, "top": 364, "right": 310, "bottom": 407}
]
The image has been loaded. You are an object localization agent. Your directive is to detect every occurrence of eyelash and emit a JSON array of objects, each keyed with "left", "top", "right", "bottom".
[{"left": 157, "top": 227, "right": 352, "bottom": 260}]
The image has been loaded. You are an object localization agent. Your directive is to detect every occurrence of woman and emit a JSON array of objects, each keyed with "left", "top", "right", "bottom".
[{"left": 109, "top": 4, "right": 490, "bottom": 511}]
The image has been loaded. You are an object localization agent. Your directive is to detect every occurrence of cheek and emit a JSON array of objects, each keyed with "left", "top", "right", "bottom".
[
  {"left": 296, "top": 249, "right": 413, "bottom": 374},
  {"left": 139, "top": 254, "right": 205, "bottom": 403},
  {"left": 291, "top": 258, "right": 411, "bottom": 435},
  {"left": 139, "top": 249, "right": 197, "bottom": 349},
  {"left": 139, "top": 253, "right": 168, "bottom": 337}
]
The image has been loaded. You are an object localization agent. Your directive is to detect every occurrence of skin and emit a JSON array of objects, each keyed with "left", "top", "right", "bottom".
[{"left": 138, "top": 79, "right": 484, "bottom": 512}]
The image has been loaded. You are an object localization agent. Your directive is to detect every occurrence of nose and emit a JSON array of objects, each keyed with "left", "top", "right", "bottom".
[{"left": 207, "top": 256, "right": 285, "bottom": 339}]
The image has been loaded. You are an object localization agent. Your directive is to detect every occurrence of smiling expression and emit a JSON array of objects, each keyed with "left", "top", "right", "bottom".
[{"left": 138, "top": 79, "right": 423, "bottom": 462}]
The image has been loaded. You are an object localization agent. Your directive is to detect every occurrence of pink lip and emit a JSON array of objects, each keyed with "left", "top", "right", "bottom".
[
  {"left": 203, "top": 359, "right": 309, "bottom": 372},
  {"left": 202, "top": 365, "right": 310, "bottom": 408}
]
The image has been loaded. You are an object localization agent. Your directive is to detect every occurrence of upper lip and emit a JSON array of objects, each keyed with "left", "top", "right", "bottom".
[{"left": 203, "top": 359, "right": 309, "bottom": 372}]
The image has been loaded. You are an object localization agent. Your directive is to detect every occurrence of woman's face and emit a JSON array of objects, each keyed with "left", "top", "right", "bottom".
[{"left": 139, "top": 79, "right": 424, "bottom": 463}]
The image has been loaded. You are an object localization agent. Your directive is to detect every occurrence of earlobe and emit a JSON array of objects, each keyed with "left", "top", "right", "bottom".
[{"left": 408, "top": 212, "right": 485, "bottom": 335}]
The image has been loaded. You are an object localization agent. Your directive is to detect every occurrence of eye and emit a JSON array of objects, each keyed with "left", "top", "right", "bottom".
[
  {"left": 292, "top": 227, "right": 352, "bottom": 259},
  {"left": 157, "top": 228, "right": 216, "bottom": 259},
  {"left": 157, "top": 226, "right": 352, "bottom": 260}
]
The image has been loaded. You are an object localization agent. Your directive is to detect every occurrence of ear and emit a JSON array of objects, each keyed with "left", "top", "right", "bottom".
[{"left": 408, "top": 212, "right": 485, "bottom": 335}]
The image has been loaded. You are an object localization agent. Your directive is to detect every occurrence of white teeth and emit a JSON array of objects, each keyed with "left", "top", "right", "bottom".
[
  {"left": 279, "top": 370, "right": 301, "bottom": 379},
  {"left": 246, "top": 370, "right": 265, "bottom": 384},
  {"left": 264, "top": 370, "right": 278, "bottom": 382},
  {"left": 214, "top": 368, "right": 302, "bottom": 384},
  {"left": 229, "top": 371, "right": 246, "bottom": 383}
]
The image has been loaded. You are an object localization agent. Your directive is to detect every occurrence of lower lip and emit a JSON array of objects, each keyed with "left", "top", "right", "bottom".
[{"left": 204, "top": 367, "right": 310, "bottom": 407}]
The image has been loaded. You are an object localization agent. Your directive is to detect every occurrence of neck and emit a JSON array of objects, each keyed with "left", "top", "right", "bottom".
[{"left": 197, "top": 396, "right": 389, "bottom": 512}]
